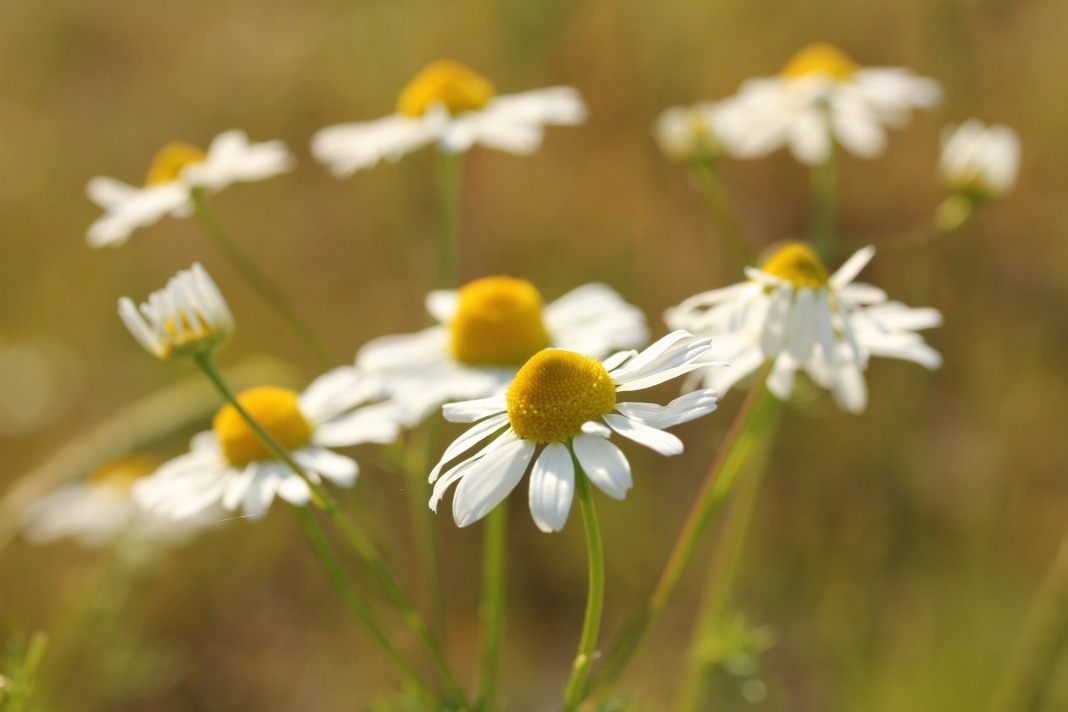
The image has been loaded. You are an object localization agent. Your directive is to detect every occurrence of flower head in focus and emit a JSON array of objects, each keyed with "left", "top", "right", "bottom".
[
  {"left": 134, "top": 370, "right": 400, "bottom": 522},
  {"left": 428, "top": 332, "right": 720, "bottom": 532},
  {"left": 311, "top": 60, "right": 587, "bottom": 176},
  {"left": 939, "top": 119, "right": 1020, "bottom": 202},
  {"left": 666, "top": 242, "right": 942, "bottom": 413},
  {"left": 653, "top": 102, "right": 727, "bottom": 163},
  {"left": 356, "top": 276, "right": 648, "bottom": 428},
  {"left": 87, "top": 130, "right": 294, "bottom": 247},
  {"left": 118, "top": 263, "right": 234, "bottom": 361},
  {"left": 714, "top": 43, "right": 941, "bottom": 165}
]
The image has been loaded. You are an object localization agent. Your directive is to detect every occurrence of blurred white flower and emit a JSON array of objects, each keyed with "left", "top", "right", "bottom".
[
  {"left": 135, "top": 370, "right": 399, "bottom": 522},
  {"left": 87, "top": 130, "right": 294, "bottom": 247},
  {"left": 653, "top": 102, "right": 727, "bottom": 163},
  {"left": 311, "top": 60, "right": 586, "bottom": 176},
  {"left": 940, "top": 119, "right": 1020, "bottom": 200},
  {"left": 666, "top": 242, "right": 942, "bottom": 413},
  {"left": 715, "top": 43, "right": 941, "bottom": 165},
  {"left": 429, "top": 332, "right": 720, "bottom": 532},
  {"left": 356, "top": 276, "right": 648, "bottom": 428},
  {"left": 118, "top": 263, "right": 234, "bottom": 361}
]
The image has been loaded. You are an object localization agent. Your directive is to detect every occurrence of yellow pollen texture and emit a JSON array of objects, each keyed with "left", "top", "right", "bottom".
[
  {"left": 780, "top": 43, "right": 859, "bottom": 81},
  {"left": 762, "top": 242, "right": 830, "bottom": 289},
  {"left": 450, "top": 276, "right": 551, "bottom": 366},
  {"left": 213, "top": 386, "right": 314, "bottom": 467},
  {"left": 145, "top": 143, "right": 207, "bottom": 186},
  {"left": 506, "top": 350, "right": 617, "bottom": 444},
  {"left": 397, "top": 60, "right": 495, "bottom": 117},
  {"left": 87, "top": 455, "right": 158, "bottom": 491}
]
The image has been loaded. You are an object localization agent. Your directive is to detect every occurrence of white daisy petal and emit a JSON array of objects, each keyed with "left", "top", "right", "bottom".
[
  {"left": 528, "top": 443, "right": 575, "bottom": 533},
  {"left": 603, "top": 414, "right": 684, "bottom": 456},
  {"left": 572, "top": 434, "right": 632, "bottom": 500},
  {"left": 452, "top": 438, "right": 536, "bottom": 528},
  {"left": 429, "top": 413, "right": 510, "bottom": 483},
  {"left": 442, "top": 396, "right": 508, "bottom": 423},
  {"left": 294, "top": 447, "right": 359, "bottom": 488}
]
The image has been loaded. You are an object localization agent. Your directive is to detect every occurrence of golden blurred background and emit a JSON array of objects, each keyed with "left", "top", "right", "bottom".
[{"left": 3, "top": 0, "right": 1068, "bottom": 709}]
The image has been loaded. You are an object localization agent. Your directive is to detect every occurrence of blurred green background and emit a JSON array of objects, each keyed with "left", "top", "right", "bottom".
[{"left": 2, "top": 0, "right": 1067, "bottom": 709}]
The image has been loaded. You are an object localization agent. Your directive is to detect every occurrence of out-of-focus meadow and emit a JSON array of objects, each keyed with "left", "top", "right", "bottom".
[{"left": 3, "top": 0, "right": 1068, "bottom": 709}]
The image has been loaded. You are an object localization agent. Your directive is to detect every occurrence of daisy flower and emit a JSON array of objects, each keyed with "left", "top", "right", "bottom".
[
  {"left": 356, "top": 276, "right": 648, "bottom": 428},
  {"left": 653, "top": 102, "right": 728, "bottom": 163},
  {"left": 311, "top": 59, "right": 587, "bottom": 176},
  {"left": 428, "top": 331, "right": 720, "bottom": 532},
  {"left": 87, "top": 130, "right": 294, "bottom": 247},
  {"left": 665, "top": 242, "right": 942, "bottom": 413},
  {"left": 119, "top": 263, "right": 234, "bottom": 361},
  {"left": 939, "top": 119, "right": 1020, "bottom": 201},
  {"left": 134, "top": 369, "right": 400, "bottom": 521},
  {"left": 715, "top": 43, "right": 941, "bottom": 165}
]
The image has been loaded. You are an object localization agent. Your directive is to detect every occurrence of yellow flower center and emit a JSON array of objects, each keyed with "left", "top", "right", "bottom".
[
  {"left": 780, "top": 43, "right": 859, "bottom": 81},
  {"left": 449, "top": 276, "right": 552, "bottom": 367},
  {"left": 145, "top": 142, "right": 207, "bottom": 186},
  {"left": 506, "top": 350, "right": 617, "bottom": 444},
  {"left": 397, "top": 60, "right": 495, "bottom": 118},
  {"left": 213, "top": 386, "right": 314, "bottom": 467},
  {"left": 761, "top": 242, "right": 830, "bottom": 289},
  {"left": 87, "top": 455, "right": 158, "bottom": 491}
]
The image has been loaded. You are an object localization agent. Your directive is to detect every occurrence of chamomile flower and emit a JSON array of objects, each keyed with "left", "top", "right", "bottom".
[
  {"left": 357, "top": 276, "right": 648, "bottom": 427},
  {"left": 653, "top": 102, "right": 728, "bottom": 163},
  {"left": 311, "top": 60, "right": 586, "bottom": 176},
  {"left": 427, "top": 332, "right": 719, "bottom": 532},
  {"left": 118, "top": 263, "right": 234, "bottom": 361},
  {"left": 940, "top": 119, "right": 1020, "bottom": 201},
  {"left": 87, "top": 130, "right": 294, "bottom": 247},
  {"left": 134, "top": 370, "right": 399, "bottom": 521},
  {"left": 715, "top": 43, "right": 941, "bottom": 165},
  {"left": 665, "top": 242, "right": 942, "bottom": 413}
]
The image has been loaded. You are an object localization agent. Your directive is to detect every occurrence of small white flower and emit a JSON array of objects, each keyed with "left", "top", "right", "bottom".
[
  {"left": 653, "top": 102, "right": 727, "bottom": 163},
  {"left": 715, "top": 43, "right": 941, "bottom": 165},
  {"left": 357, "top": 276, "right": 648, "bottom": 428},
  {"left": 118, "top": 263, "right": 234, "bottom": 360},
  {"left": 428, "top": 332, "right": 720, "bottom": 532},
  {"left": 939, "top": 119, "right": 1020, "bottom": 200},
  {"left": 87, "top": 130, "right": 294, "bottom": 247},
  {"left": 666, "top": 242, "right": 942, "bottom": 413},
  {"left": 311, "top": 60, "right": 586, "bottom": 176},
  {"left": 135, "top": 370, "right": 400, "bottom": 522}
]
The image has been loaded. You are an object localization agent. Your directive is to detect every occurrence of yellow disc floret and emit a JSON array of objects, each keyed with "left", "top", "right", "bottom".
[
  {"left": 397, "top": 60, "right": 495, "bottom": 117},
  {"left": 781, "top": 43, "right": 859, "bottom": 81},
  {"left": 506, "top": 350, "right": 617, "bottom": 444},
  {"left": 145, "top": 142, "right": 207, "bottom": 186},
  {"left": 761, "top": 242, "right": 830, "bottom": 289},
  {"left": 450, "top": 276, "right": 552, "bottom": 367},
  {"left": 213, "top": 386, "right": 314, "bottom": 467}
]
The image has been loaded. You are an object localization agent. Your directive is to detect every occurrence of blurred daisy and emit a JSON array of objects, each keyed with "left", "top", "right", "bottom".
[
  {"left": 87, "top": 130, "right": 294, "bottom": 247},
  {"left": 311, "top": 59, "right": 586, "bottom": 176},
  {"left": 428, "top": 332, "right": 720, "bottom": 532},
  {"left": 119, "top": 263, "right": 234, "bottom": 361},
  {"left": 135, "top": 370, "right": 399, "bottom": 521},
  {"left": 940, "top": 119, "right": 1020, "bottom": 200},
  {"left": 715, "top": 43, "right": 941, "bottom": 165},
  {"left": 666, "top": 242, "right": 942, "bottom": 413},
  {"left": 357, "top": 276, "right": 648, "bottom": 427},
  {"left": 653, "top": 102, "right": 727, "bottom": 163}
]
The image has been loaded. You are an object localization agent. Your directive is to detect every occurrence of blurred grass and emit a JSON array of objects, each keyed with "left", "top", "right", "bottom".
[{"left": 2, "top": 0, "right": 1068, "bottom": 709}]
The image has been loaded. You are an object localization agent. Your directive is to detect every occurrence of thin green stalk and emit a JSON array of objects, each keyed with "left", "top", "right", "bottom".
[
  {"left": 478, "top": 504, "right": 508, "bottom": 711},
  {"left": 585, "top": 375, "right": 778, "bottom": 702},
  {"left": 192, "top": 353, "right": 470, "bottom": 710},
  {"left": 436, "top": 150, "right": 462, "bottom": 289},
  {"left": 564, "top": 459, "right": 606, "bottom": 710},
  {"left": 293, "top": 505, "right": 435, "bottom": 703},
  {"left": 989, "top": 531, "right": 1068, "bottom": 712},
  {"left": 809, "top": 146, "right": 838, "bottom": 258},
  {"left": 690, "top": 160, "right": 754, "bottom": 268},
  {"left": 189, "top": 188, "right": 336, "bottom": 368}
]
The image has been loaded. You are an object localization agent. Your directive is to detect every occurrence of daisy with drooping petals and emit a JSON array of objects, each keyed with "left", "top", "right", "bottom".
[
  {"left": 940, "top": 119, "right": 1020, "bottom": 201},
  {"left": 714, "top": 43, "right": 941, "bottom": 165},
  {"left": 666, "top": 242, "right": 942, "bottom": 413},
  {"left": 653, "top": 102, "right": 728, "bottom": 164},
  {"left": 311, "top": 60, "right": 586, "bottom": 176},
  {"left": 357, "top": 276, "right": 648, "bottom": 428},
  {"left": 427, "top": 332, "right": 720, "bottom": 532},
  {"left": 134, "top": 369, "right": 399, "bottom": 522},
  {"left": 87, "top": 130, "right": 294, "bottom": 247}
]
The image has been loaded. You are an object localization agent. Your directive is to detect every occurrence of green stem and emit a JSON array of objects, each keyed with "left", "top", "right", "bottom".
[
  {"left": 292, "top": 505, "right": 435, "bottom": 702},
  {"left": 478, "top": 504, "right": 508, "bottom": 711},
  {"left": 585, "top": 375, "right": 778, "bottom": 702},
  {"left": 564, "top": 460, "right": 606, "bottom": 710},
  {"left": 436, "top": 150, "right": 462, "bottom": 289},
  {"left": 809, "top": 146, "right": 838, "bottom": 259},
  {"left": 189, "top": 188, "right": 336, "bottom": 368},
  {"left": 690, "top": 160, "right": 754, "bottom": 268},
  {"left": 989, "top": 531, "right": 1068, "bottom": 712}
]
